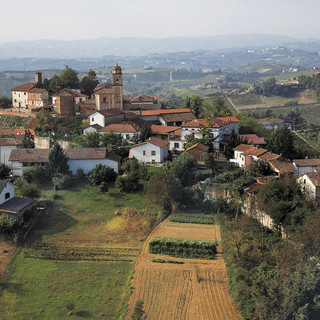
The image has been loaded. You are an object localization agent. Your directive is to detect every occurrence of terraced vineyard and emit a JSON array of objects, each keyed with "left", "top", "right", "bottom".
[{"left": 126, "top": 216, "right": 241, "bottom": 320}]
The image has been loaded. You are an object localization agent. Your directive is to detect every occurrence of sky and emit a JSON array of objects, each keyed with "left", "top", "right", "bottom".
[{"left": 2, "top": 0, "right": 320, "bottom": 43}]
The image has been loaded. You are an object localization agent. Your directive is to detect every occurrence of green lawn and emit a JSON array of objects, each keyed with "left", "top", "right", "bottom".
[{"left": 0, "top": 179, "right": 154, "bottom": 319}]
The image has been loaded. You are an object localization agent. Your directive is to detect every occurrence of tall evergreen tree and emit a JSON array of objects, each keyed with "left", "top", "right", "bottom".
[
  {"left": 46, "top": 143, "right": 69, "bottom": 177},
  {"left": 268, "top": 125, "right": 295, "bottom": 159},
  {"left": 21, "top": 130, "right": 35, "bottom": 148}
]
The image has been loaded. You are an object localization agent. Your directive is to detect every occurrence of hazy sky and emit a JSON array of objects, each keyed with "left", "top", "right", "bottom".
[{"left": 2, "top": 0, "right": 320, "bottom": 43}]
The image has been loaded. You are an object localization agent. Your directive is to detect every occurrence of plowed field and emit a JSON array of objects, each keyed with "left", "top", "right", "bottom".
[{"left": 126, "top": 217, "right": 241, "bottom": 320}]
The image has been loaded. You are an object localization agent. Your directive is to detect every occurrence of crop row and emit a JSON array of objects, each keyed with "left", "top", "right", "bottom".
[
  {"left": 148, "top": 238, "right": 218, "bottom": 260},
  {"left": 24, "top": 244, "right": 139, "bottom": 261},
  {"left": 169, "top": 215, "right": 214, "bottom": 224}
]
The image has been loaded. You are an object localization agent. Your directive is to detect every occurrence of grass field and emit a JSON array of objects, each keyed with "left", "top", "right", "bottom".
[{"left": 0, "top": 180, "right": 155, "bottom": 320}]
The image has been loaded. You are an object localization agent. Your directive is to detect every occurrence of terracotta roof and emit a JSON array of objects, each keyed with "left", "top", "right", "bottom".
[
  {"left": 0, "top": 138, "right": 20, "bottom": 146},
  {"left": 268, "top": 157, "right": 295, "bottom": 174},
  {"left": 28, "top": 88, "right": 47, "bottom": 94},
  {"left": 181, "top": 117, "right": 227, "bottom": 129},
  {"left": 100, "top": 123, "right": 138, "bottom": 133},
  {"left": 244, "top": 148, "right": 268, "bottom": 157},
  {"left": 258, "top": 152, "right": 281, "bottom": 161},
  {"left": 140, "top": 108, "right": 193, "bottom": 116},
  {"left": 0, "top": 128, "right": 15, "bottom": 136},
  {"left": 305, "top": 172, "right": 320, "bottom": 186},
  {"left": 151, "top": 125, "right": 181, "bottom": 135},
  {"left": 9, "top": 148, "right": 121, "bottom": 163},
  {"left": 11, "top": 82, "right": 35, "bottom": 92},
  {"left": 131, "top": 94, "right": 156, "bottom": 103},
  {"left": 293, "top": 159, "right": 320, "bottom": 167},
  {"left": 132, "top": 137, "right": 169, "bottom": 149},
  {"left": 186, "top": 142, "right": 209, "bottom": 152},
  {"left": 160, "top": 112, "right": 196, "bottom": 123},
  {"left": 243, "top": 182, "right": 263, "bottom": 194},
  {"left": 14, "top": 129, "right": 35, "bottom": 136},
  {"left": 218, "top": 116, "right": 239, "bottom": 123},
  {"left": 52, "top": 89, "right": 87, "bottom": 98},
  {"left": 238, "top": 134, "right": 266, "bottom": 145},
  {"left": 233, "top": 144, "right": 256, "bottom": 153}
]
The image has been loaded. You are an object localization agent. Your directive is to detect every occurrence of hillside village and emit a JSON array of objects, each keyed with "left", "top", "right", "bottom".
[{"left": 1, "top": 64, "right": 320, "bottom": 319}]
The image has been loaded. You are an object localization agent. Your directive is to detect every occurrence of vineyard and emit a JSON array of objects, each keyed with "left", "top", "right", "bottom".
[{"left": 126, "top": 217, "right": 241, "bottom": 320}]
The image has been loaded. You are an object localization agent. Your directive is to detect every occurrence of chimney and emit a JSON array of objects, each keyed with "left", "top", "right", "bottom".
[{"left": 35, "top": 72, "right": 42, "bottom": 85}]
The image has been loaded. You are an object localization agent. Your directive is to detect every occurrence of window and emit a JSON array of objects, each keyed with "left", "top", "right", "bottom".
[
  {"left": 92, "top": 117, "right": 94, "bottom": 122},
  {"left": 151, "top": 150, "right": 156, "bottom": 156},
  {"left": 79, "top": 98, "right": 82, "bottom": 102},
  {"left": 126, "top": 134, "right": 130, "bottom": 139},
  {"left": 103, "top": 97, "right": 106, "bottom": 102},
  {"left": 174, "top": 142, "right": 179, "bottom": 149},
  {"left": 5, "top": 192, "right": 10, "bottom": 199},
  {"left": 143, "top": 150, "right": 146, "bottom": 156}
]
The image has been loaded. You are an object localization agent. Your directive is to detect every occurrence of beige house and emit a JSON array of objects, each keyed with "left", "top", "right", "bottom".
[{"left": 298, "top": 172, "right": 320, "bottom": 199}]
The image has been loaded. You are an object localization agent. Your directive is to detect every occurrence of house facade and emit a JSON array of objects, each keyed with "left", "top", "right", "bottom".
[
  {"left": 9, "top": 148, "right": 121, "bottom": 176},
  {"left": 298, "top": 172, "right": 320, "bottom": 199},
  {"left": 292, "top": 159, "right": 320, "bottom": 177},
  {"left": 129, "top": 137, "right": 169, "bottom": 163},
  {"left": 0, "top": 138, "right": 20, "bottom": 165}
]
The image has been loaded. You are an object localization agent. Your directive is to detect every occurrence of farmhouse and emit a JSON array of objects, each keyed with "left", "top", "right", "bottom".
[
  {"left": 186, "top": 142, "right": 209, "bottom": 162},
  {"left": 9, "top": 148, "right": 121, "bottom": 176},
  {"left": 99, "top": 122, "right": 141, "bottom": 140},
  {"left": 11, "top": 72, "right": 49, "bottom": 110},
  {"left": 0, "top": 179, "right": 35, "bottom": 224},
  {"left": 0, "top": 138, "right": 21, "bottom": 165},
  {"left": 150, "top": 125, "right": 184, "bottom": 151},
  {"left": 292, "top": 159, "right": 320, "bottom": 177},
  {"left": 298, "top": 172, "right": 320, "bottom": 199},
  {"left": 129, "top": 137, "right": 169, "bottom": 163}
]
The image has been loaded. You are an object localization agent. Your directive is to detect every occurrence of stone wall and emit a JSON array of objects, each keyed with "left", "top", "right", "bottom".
[{"left": 34, "top": 136, "right": 70, "bottom": 149}]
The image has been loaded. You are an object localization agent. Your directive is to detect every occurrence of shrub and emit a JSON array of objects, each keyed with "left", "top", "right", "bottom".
[
  {"left": 88, "top": 164, "right": 117, "bottom": 186},
  {"left": 131, "top": 300, "right": 147, "bottom": 320},
  {"left": 52, "top": 174, "right": 72, "bottom": 190},
  {"left": 122, "top": 207, "right": 158, "bottom": 232},
  {"left": 22, "top": 165, "right": 48, "bottom": 185},
  {"left": 148, "top": 238, "right": 218, "bottom": 259},
  {"left": 0, "top": 163, "right": 11, "bottom": 179},
  {"left": 99, "top": 182, "right": 108, "bottom": 192},
  {"left": 76, "top": 168, "right": 85, "bottom": 178},
  {"left": 115, "top": 172, "right": 140, "bottom": 193},
  {"left": 169, "top": 215, "right": 214, "bottom": 224},
  {"left": 17, "top": 181, "right": 40, "bottom": 199},
  {"left": 0, "top": 216, "right": 16, "bottom": 236}
]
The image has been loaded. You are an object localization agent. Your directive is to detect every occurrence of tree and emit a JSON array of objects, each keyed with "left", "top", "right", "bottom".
[
  {"left": 183, "top": 95, "right": 203, "bottom": 117},
  {"left": 0, "top": 96, "right": 12, "bottom": 108},
  {"left": 267, "top": 125, "right": 295, "bottom": 159},
  {"left": 115, "top": 172, "right": 140, "bottom": 193},
  {"left": 21, "top": 130, "right": 35, "bottom": 148},
  {"left": 146, "top": 171, "right": 185, "bottom": 212},
  {"left": 202, "top": 97, "right": 231, "bottom": 117},
  {"left": 59, "top": 67, "right": 80, "bottom": 89},
  {"left": 0, "top": 163, "right": 11, "bottom": 179},
  {"left": 88, "top": 164, "right": 117, "bottom": 186},
  {"left": 46, "top": 143, "right": 69, "bottom": 177},
  {"left": 73, "top": 131, "right": 101, "bottom": 148},
  {"left": 22, "top": 165, "right": 48, "bottom": 185},
  {"left": 52, "top": 174, "right": 72, "bottom": 190},
  {"left": 17, "top": 181, "right": 40, "bottom": 198},
  {"left": 101, "top": 132, "right": 130, "bottom": 157},
  {"left": 139, "top": 124, "right": 151, "bottom": 142},
  {"left": 80, "top": 69, "right": 99, "bottom": 96}
]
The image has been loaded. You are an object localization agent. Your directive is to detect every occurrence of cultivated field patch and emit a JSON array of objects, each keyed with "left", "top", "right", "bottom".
[{"left": 126, "top": 217, "right": 241, "bottom": 320}]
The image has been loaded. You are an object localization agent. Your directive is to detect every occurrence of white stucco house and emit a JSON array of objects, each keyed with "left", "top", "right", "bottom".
[
  {"left": 292, "top": 159, "right": 320, "bottom": 177},
  {"left": 0, "top": 138, "right": 21, "bottom": 165},
  {"left": 99, "top": 122, "right": 141, "bottom": 140},
  {"left": 298, "top": 172, "right": 320, "bottom": 199},
  {"left": 88, "top": 110, "right": 125, "bottom": 128},
  {"left": 9, "top": 148, "right": 121, "bottom": 177},
  {"left": 0, "top": 179, "right": 36, "bottom": 223},
  {"left": 129, "top": 137, "right": 169, "bottom": 163}
]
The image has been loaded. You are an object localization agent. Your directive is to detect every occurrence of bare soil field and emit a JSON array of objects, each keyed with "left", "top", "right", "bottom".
[{"left": 126, "top": 217, "right": 241, "bottom": 320}]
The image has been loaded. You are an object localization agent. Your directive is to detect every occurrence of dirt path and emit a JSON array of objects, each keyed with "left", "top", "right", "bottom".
[
  {"left": 0, "top": 241, "right": 17, "bottom": 281},
  {"left": 226, "top": 96, "right": 240, "bottom": 113},
  {"left": 126, "top": 218, "right": 241, "bottom": 320}
]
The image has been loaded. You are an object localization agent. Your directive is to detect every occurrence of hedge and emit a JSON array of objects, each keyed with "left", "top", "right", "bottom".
[
  {"left": 169, "top": 215, "right": 214, "bottom": 225},
  {"left": 148, "top": 237, "right": 218, "bottom": 259}
]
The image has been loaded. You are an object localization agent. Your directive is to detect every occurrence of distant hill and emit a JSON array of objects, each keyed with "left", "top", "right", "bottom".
[{"left": 0, "top": 34, "right": 301, "bottom": 59}]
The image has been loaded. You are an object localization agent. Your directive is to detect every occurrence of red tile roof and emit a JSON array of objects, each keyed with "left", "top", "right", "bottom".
[
  {"left": 28, "top": 88, "right": 47, "bottom": 94},
  {"left": 9, "top": 148, "right": 121, "bottom": 163},
  {"left": 0, "top": 138, "right": 20, "bottom": 146},
  {"left": 244, "top": 148, "right": 268, "bottom": 157},
  {"left": 100, "top": 123, "right": 138, "bottom": 133},
  {"left": 218, "top": 116, "right": 239, "bottom": 123},
  {"left": 14, "top": 129, "right": 35, "bottom": 136},
  {"left": 293, "top": 159, "right": 320, "bottom": 167},
  {"left": 233, "top": 144, "right": 256, "bottom": 153},
  {"left": 186, "top": 142, "right": 209, "bottom": 152},
  {"left": 140, "top": 108, "right": 193, "bottom": 116},
  {"left": 131, "top": 94, "right": 156, "bottom": 103},
  {"left": 151, "top": 125, "right": 181, "bottom": 135},
  {"left": 238, "top": 134, "right": 266, "bottom": 145},
  {"left": 132, "top": 137, "right": 169, "bottom": 149},
  {"left": 305, "top": 172, "right": 320, "bottom": 186},
  {"left": 181, "top": 117, "right": 227, "bottom": 128},
  {"left": 268, "top": 157, "right": 295, "bottom": 174},
  {"left": 11, "top": 82, "right": 35, "bottom": 92},
  {"left": 258, "top": 152, "right": 281, "bottom": 161}
]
